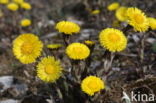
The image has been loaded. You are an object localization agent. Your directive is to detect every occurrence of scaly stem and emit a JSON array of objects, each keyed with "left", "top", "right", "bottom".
[
  {"left": 140, "top": 34, "right": 145, "bottom": 63},
  {"left": 71, "top": 60, "right": 80, "bottom": 82},
  {"left": 98, "top": 51, "right": 115, "bottom": 76},
  {"left": 62, "top": 34, "right": 69, "bottom": 46},
  {"left": 81, "top": 45, "right": 95, "bottom": 80},
  {"left": 139, "top": 33, "right": 149, "bottom": 77}
]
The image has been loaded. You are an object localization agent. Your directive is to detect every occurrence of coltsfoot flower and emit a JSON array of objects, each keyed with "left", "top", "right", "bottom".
[
  {"left": 81, "top": 76, "right": 105, "bottom": 96},
  {"left": 55, "top": 21, "right": 80, "bottom": 35},
  {"left": 20, "top": 19, "right": 31, "bottom": 27},
  {"left": 13, "top": 33, "right": 43, "bottom": 64},
  {"left": 47, "top": 44, "right": 63, "bottom": 49},
  {"left": 91, "top": 10, "right": 100, "bottom": 15},
  {"left": 115, "top": 6, "right": 128, "bottom": 21},
  {"left": 84, "top": 40, "right": 95, "bottom": 46},
  {"left": 99, "top": 28, "right": 127, "bottom": 52},
  {"left": 148, "top": 17, "right": 156, "bottom": 30},
  {"left": 0, "top": 0, "right": 9, "bottom": 4},
  {"left": 20, "top": 2, "right": 31, "bottom": 10},
  {"left": 7, "top": 3, "right": 19, "bottom": 11},
  {"left": 66, "top": 43, "right": 90, "bottom": 60},
  {"left": 126, "top": 7, "right": 149, "bottom": 32},
  {"left": 107, "top": 2, "right": 120, "bottom": 11},
  {"left": 37, "top": 56, "right": 63, "bottom": 82}
]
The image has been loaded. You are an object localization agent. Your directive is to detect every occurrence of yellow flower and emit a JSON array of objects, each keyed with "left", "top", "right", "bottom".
[
  {"left": 91, "top": 10, "right": 100, "bottom": 15},
  {"left": 20, "top": 2, "right": 31, "bottom": 10},
  {"left": 47, "top": 44, "right": 63, "bottom": 49},
  {"left": 55, "top": 21, "right": 80, "bottom": 35},
  {"left": 7, "top": 3, "right": 19, "bottom": 11},
  {"left": 20, "top": 19, "right": 31, "bottom": 27},
  {"left": 66, "top": 43, "right": 90, "bottom": 60},
  {"left": 107, "top": 2, "right": 120, "bottom": 11},
  {"left": 115, "top": 6, "right": 128, "bottom": 21},
  {"left": 81, "top": 76, "right": 105, "bottom": 96},
  {"left": 99, "top": 28, "right": 127, "bottom": 52},
  {"left": 126, "top": 7, "right": 149, "bottom": 32},
  {"left": 0, "top": 0, "right": 9, "bottom": 4},
  {"left": 13, "top": 33, "right": 43, "bottom": 64},
  {"left": 148, "top": 17, "right": 156, "bottom": 30},
  {"left": 37, "top": 56, "right": 63, "bottom": 82},
  {"left": 84, "top": 40, "right": 95, "bottom": 46},
  {"left": 13, "top": 0, "right": 23, "bottom": 4}
]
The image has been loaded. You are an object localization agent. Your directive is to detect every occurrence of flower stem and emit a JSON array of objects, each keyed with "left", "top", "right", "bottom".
[{"left": 62, "top": 34, "right": 70, "bottom": 46}]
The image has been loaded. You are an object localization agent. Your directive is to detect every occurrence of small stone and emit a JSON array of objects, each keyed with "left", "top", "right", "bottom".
[
  {"left": 0, "top": 99, "right": 19, "bottom": 103},
  {"left": 0, "top": 76, "right": 13, "bottom": 92}
]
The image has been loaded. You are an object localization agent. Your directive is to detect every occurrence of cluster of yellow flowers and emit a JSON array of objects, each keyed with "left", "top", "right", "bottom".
[
  {"left": 0, "top": 0, "right": 31, "bottom": 11},
  {"left": 0, "top": 0, "right": 32, "bottom": 27},
  {"left": 15, "top": 2, "right": 156, "bottom": 97},
  {"left": 56, "top": 21, "right": 128, "bottom": 53},
  {"left": 108, "top": 2, "right": 156, "bottom": 32},
  {"left": 10, "top": 1, "right": 156, "bottom": 98},
  {"left": 12, "top": 20, "right": 108, "bottom": 96},
  {"left": 12, "top": 33, "right": 63, "bottom": 83}
]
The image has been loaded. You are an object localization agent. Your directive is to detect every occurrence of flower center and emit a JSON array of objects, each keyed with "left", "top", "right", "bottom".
[
  {"left": 21, "top": 42, "right": 33, "bottom": 54},
  {"left": 72, "top": 47, "right": 82, "bottom": 54},
  {"left": 45, "top": 65, "right": 55, "bottom": 74},
  {"left": 108, "top": 33, "right": 120, "bottom": 42},
  {"left": 134, "top": 14, "right": 144, "bottom": 24},
  {"left": 88, "top": 81, "right": 98, "bottom": 90}
]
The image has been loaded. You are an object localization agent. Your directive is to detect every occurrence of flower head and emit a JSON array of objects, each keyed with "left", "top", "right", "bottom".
[
  {"left": 148, "top": 17, "right": 156, "bottom": 30},
  {"left": 37, "top": 56, "right": 63, "bottom": 82},
  {"left": 126, "top": 7, "right": 149, "bottom": 32},
  {"left": 0, "top": 0, "right": 9, "bottom": 4},
  {"left": 20, "top": 19, "right": 31, "bottom": 27},
  {"left": 107, "top": 2, "right": 120, "bottom": 11},
  {"left": 66, "top": 43, "right": 90, "bottom": 60},
  {"left": 115, "top": 6, "right": 128, "bottom": 21},
  {"left": 91, "top": 10, "right": 100, "bottom": 15},
  {"left": 99, "top": 28, "right": 127, "bottom": 52},
  {"left": 20, "top": 2, "right": 31, "bottom": 10},
  {"left": 55, "top": 21, "right": 80, "bottom": 35},
  {"left": 84, "top": 40, "right": 95, "bottom": 46},
  {"left": 81, "top": 76, "right": 105, "bottom": 96},
  {"left": 47, "top": 44, "right": 63, "bottom": 49},
  {"left": 7, "top": 3, "right": 19, "bottom": 11},
  {"left": 13, "top": 33, "right": 43, "bottom": 64}
]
